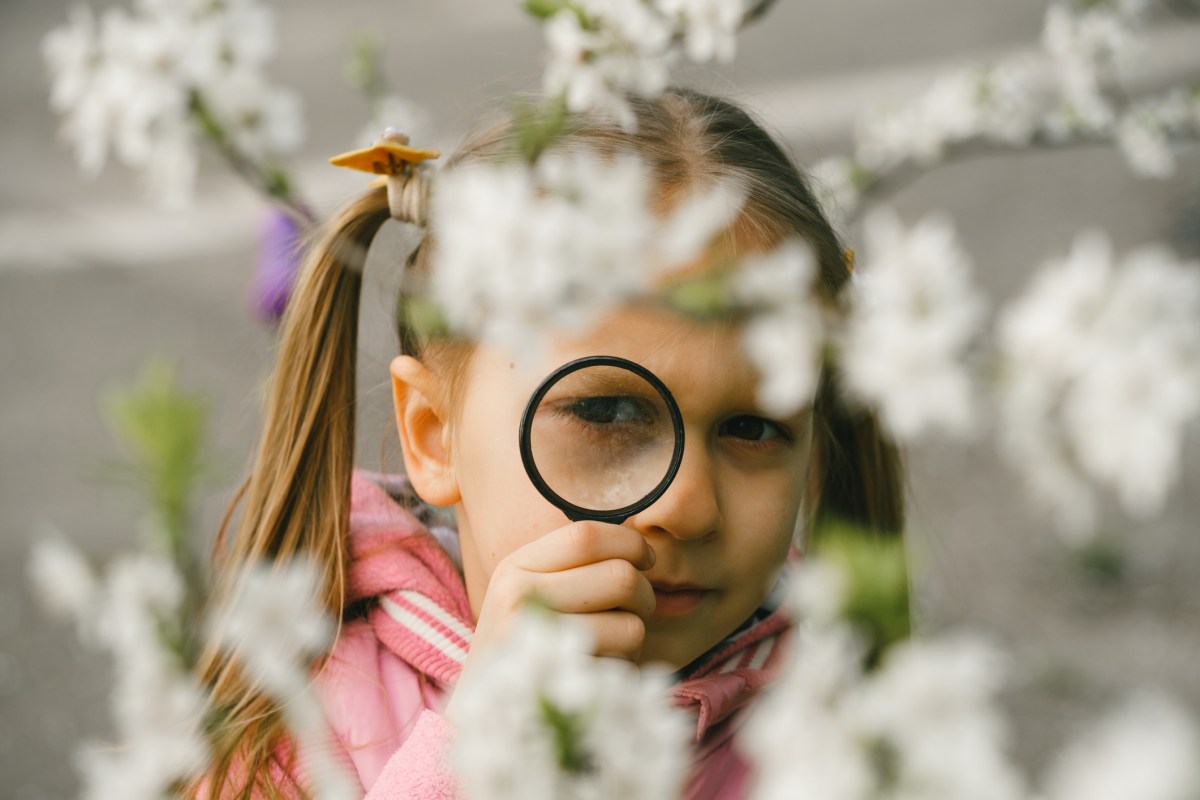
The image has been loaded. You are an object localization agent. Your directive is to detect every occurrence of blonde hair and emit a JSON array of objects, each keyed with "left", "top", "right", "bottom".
[{"left": 200, "top": 88, "right": 903, "bottom": 797}]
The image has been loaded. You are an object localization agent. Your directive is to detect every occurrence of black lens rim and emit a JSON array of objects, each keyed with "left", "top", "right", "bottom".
[{"left": 519, "top": 355, "right": 686, "bottom": 524}]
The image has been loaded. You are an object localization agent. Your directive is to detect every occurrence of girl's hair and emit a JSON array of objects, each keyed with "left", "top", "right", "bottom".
[{"left": 200, "top": 87, "right": 903, "bottom": 797}]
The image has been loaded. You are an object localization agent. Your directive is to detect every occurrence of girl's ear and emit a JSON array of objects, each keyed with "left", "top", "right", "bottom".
[{"left": 390, "top": 355, "right": 461, "bottom": 507}]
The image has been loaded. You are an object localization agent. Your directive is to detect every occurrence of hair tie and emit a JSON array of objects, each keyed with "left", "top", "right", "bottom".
[
  {"left": 329, "top": 129, "right": 440, "bottom": 227},
  {"left": 843, "top": 247, "right": 855, "bottom": 274}
]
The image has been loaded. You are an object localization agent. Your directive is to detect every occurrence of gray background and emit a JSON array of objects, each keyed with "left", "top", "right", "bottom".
[{"left": 2, "top": 1, "right": 1199, "bottom": 797}]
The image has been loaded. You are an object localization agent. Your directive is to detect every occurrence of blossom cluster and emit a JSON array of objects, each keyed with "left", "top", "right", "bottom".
[
  {"left": 744, "top": 555, "right": 1200, "bottom": 800},
  {"left": 29, "top": 537, "right": 209, "bottom": 799},
  {"left": 430, "top": 148, "right": 740, "bottom": 359},
  {"left": 451, "top": 608, "right": 690, "bottom": 800},
  {"left": 538, "top": 0, "right": 747, "bottom": 127},
  {"left": 813, "top": 0, "right": 1200, "bottom": 225},
  {"left": 743, "top": 561, "right": 1026, "bottom": 800},
  {"left": 43, "top": 0, "right": 302, "bottom": 206},
  {"left": 996, "top": 231, "right": 1200, "bottom": 540},
  {"left": 28, "top": 536, "right": 352, "bottom": 800},
  {"left": 731, "top": 241, "right": 825, "bottom": 417},
  {"left": 840, "top": 209, "right": 986, "bottom": 441}
]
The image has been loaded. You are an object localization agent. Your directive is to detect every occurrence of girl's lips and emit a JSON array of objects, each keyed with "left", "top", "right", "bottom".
[{"left": 651, "top": 586, "right": 712, "bottom": 617}]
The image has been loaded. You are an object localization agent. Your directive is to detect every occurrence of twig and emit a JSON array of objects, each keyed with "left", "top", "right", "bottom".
[
  {"left": 189, "top": 91, "right": 317, "bottom": 229},
  {"left": 741, "top": 0, "right": 780, "bottom": 29}
]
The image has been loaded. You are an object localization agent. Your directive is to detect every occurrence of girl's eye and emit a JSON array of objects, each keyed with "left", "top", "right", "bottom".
[
  {"left": 720, "top": 415, "right": 786, "bottom": 442},
  {"left": 566, "top": 396, "right": 651, "bottom": 426}
]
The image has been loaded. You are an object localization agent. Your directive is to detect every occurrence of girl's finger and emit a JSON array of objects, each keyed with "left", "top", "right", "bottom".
[
  {"left": 509, "top": 520, "right": 656, "bottom": 574},
  {"left": 526, "top": 558, "right": 656, "bottom": 619},
  {"left": 577, "top": 610, "right": 647, "bottom": 661}
]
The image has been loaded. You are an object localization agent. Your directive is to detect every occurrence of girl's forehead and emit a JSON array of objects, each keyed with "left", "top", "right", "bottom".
[{"left": 543, "top": 305, "right": 758, "bottom": 399}]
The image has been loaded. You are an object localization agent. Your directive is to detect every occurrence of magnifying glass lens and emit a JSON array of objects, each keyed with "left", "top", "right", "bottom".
[{"left": 529, "top": 365, "right": 676, "bottom": 513}]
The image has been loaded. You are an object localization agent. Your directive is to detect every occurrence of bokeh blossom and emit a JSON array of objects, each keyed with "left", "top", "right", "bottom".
[
  {"left": 537, "top": 0, "right": 750, "bottom": 126},
  {"left": 996, "top": 231, "right": 1200, "bottom": 540},
  {"left": 29, "top": 542, "right": 209, "bottom": 800},
  {"left": 430, "top": 149, "right": 738, "bottom": 362},
  {"left": 1043, "top": 693, "right": 1200, "bottom": 800},
  {"left": 840, "top": 209, "right": 985, "bottom": 442},
  {"left": 731, "top": 241, "right": 825, "bottom": 417},
  {"left": 744, "top": 620, "right": 1023, "bottom": 800},
  {"left": 43, "top": 0, "right": 302, "bottom": 205},
  {"left": 451, "top": 609, "right": 690, "bottom": 800}
]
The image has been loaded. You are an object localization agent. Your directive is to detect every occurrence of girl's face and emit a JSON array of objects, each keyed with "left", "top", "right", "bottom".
[{"left": 445, "top": 304, "right": 814, "bottom": 669}]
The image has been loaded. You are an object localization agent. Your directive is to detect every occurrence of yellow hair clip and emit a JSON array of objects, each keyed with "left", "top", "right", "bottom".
[
  {"left": 844, "top": 247, "right": 855, "bottom": 274},
  {"left": 329, "top": 130, "right": 440, "bottom": 176},
  {"left": 330, "top": 130, "right": 440, "bottom": 225}
]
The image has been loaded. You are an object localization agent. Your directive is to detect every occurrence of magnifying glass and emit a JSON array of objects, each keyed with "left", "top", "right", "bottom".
[{"left": 519, "top": 355, "right": 685, "bottom": 524}]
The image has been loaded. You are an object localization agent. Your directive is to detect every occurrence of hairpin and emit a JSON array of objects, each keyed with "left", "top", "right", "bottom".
[{"left": 329, "top": 129, "right": 440, "bottom": 226}]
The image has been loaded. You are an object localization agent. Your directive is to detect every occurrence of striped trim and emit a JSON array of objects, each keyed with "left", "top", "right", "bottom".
[
  {"left": 395, "top": 589, "right": 475, "bottom": 645},
  {"left": 747, "top": 637, "right": 775, "bottom": 671},
  {"left": 380, "top": 595, "right": 470, "bottom": 665}
]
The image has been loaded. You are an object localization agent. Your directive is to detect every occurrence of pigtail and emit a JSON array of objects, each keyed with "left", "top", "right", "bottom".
[
  {"left": 810, "top": 365, "right": 905, "bottom": 539},
  {"left": 199, "top": 185, "right": 392, "bottom": 799}
]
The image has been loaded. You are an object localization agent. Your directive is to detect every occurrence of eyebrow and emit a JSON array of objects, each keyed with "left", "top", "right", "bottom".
[{"left": 543, "top": 366, "right": 663, "bottom": 399}]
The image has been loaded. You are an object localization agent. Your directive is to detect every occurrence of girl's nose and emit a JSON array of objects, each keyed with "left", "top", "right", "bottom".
[{"left": 629, "top": 435, "right": 722, "bottom": 541}]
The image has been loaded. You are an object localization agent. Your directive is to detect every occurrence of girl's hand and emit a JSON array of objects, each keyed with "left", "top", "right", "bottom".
[{"left": 452, "top": 521, "right": 656, "bottom": 700}]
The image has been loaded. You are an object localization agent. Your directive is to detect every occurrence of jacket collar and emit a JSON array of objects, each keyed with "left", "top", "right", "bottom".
[{"left": 348, "top": 470, "right": 792, "bottom": 743}]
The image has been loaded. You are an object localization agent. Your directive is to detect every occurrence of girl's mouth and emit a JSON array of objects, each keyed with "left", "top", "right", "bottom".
[{"left": 651, "top": 585, "right": 712, "bottom": 617}]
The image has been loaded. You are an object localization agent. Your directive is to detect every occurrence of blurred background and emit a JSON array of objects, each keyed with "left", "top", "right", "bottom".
[{"left": 2, "top": 1, "right": 1199, "bottom": 797}]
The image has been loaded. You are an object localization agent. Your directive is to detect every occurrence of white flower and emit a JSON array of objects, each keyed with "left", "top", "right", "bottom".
[
  {"left": 452, "top": 609, "right": 690, "bottom": 800},
  {"left": 996, "top": 231, "right": 1200, "bottom": 540},
  {"left": 1043, "top": 693, "right": 1200, "bottom": 800},
  {"left": 207, "top": 557, "right": 333, "bottom": 696},
  {"left": 1115, "top": 95, "right": 1185, "bottom": 179},
  {"left": 743, "top": 623, "right": 1024, "bottom": 800},
  {"left": 203, "top": 69, "right": 305, "bottom": 160},
  {"left": 741, "top": 622, "right": 871, "bottom": 800},
  {"left": 655, "top": 180, "right": 746, "bottom": 267},
  {"left": 789, "top": 560, "right": 847, "bottom": 627},
  {"left": 28, "top": 533, "right": 98, "bottom": 625},
  {"left": 847, "top": 636, "right": 1023, "bottom": 800},
  {"left": 972, "top": 57, "right": 1051, "bottom": 146},
  {"left": 732, "top": 242, "right": 825, "bottom": 417},
  {"left": 1041, "top": 1, "right": 1144, "bottom": 137},
  {"left": 542, "top": 5, "right": 673, "bottom": 128},
  {"left": 432, "top": 149, "right": 671, "bottom": 361},
  {"left": 43, "top": 0, "right": 301, "bottom": 205},
  {"left": 655, "top": 0, "right": 744, "bottom": 64},
  {"left": 855, "top": 102, "right": 928, "bottom": 173},
  {"left": 206, "top": 560, "right": 354, "bottom": 800},
  {"left": 97, "top": 552, "right": 185, "bottom": 652},
  {"left": 44, "top": 549, "right": 212, "bottom": 800},
  {"left": 841, "top": 209, "right": 984, "bottom": 442},
  {"left": 854, "top": 57, "right": 1050, "bottom": 178},
  {"left": 43, "top": 6, "right": 98, "bottom": 115}
]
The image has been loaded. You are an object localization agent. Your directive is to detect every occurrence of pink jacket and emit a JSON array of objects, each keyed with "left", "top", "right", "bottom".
[{"left": 304, "top": 471, "right": 792, "bottom": 799}]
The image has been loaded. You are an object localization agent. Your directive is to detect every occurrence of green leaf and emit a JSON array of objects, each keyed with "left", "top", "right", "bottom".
[
  {"left": 399, "top": 295, "right": 452, "bottom": 340},
  {"left": 344, "top": 33, "right": 388, "bottom": 100},
  {"left": 102, "top": 358, "right": 213, "bottom": 664},
  {"left": 523, "top": 0, "right": 568, "bottom": 19},
  {"left": 513, "top": 93, "right": 569, "bottom": 164},
  {"left": 1073, "top": 534, "right": 1127, "bottom": 586},
  {"left": 811, "top": 521, "right": 911, "bottom": 668},
  {"left": 662, "top": 272, "right": 735, "bottom": 319},
  {"left": 102, "top": 359, "right": 210, "bottom": 556},
  {"left": 538, "top": 695, "right": 592, "bottom": 774}
]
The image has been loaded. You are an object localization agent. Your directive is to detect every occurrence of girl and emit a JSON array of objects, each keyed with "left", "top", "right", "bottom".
[{"left": 200, "top": 88, "right": 904, "bottom": 799}]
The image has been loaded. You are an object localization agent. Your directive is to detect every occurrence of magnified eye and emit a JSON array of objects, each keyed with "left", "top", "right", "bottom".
[
  {"left": 567, "top": 395, "right": 651, "bottom": 426},
  {"left": 720, "top": 415, "right": 786, "bottom": 442}
]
